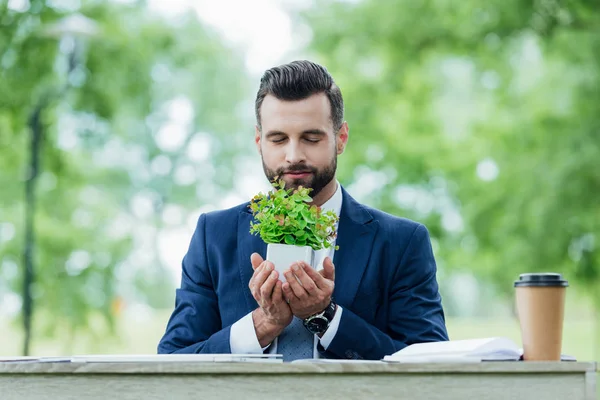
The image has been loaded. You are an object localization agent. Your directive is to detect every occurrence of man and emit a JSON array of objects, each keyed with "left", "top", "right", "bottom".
[{"left": 158, "top": 60, "right": 448, "bottom": 360}]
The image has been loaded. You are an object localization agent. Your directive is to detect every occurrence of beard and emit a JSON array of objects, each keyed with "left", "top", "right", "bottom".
[{"left": 261, "top": 155, "right": 337, "bottom": 199}]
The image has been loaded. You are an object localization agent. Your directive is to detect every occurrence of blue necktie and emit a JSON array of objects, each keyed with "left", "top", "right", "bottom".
[{"left": 278, "top": 316, "right": 314, "bottom": 361}]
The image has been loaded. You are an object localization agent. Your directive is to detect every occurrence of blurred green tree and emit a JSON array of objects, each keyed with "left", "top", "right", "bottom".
[
  {"left": 302, "top": 0, "right": 599, "bottom": 355},
  {"left": 0, "top": 0, "right": 250, "bottom": 354}
]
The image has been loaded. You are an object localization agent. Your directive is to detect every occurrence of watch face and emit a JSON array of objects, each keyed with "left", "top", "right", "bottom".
[{"left": 307, "top": 316, "right": 329, "bottom": 334}]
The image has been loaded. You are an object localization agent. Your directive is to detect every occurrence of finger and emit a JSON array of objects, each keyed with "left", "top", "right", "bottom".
[
  {"left": 260, "top": 270, "right": 279, "bottom": 301},
  {"left": 321, "top": 257, "right": 335, "bottom": 281},
  {"left": 248, "top": 261, "right": 264, "bottom": 291},
  {"left": 281, "top": 281, "right": 299, "bottom": 304},
  {"left": 249, "top": 260, "right": 266, "bottom": 285},
  {"left": 251, "top": 252, "right": 264, "bottom": 270},
  {"left": 284, "top": 267, "right": 308, "bottom": 298},
  {"left": 303, "top": 262, "right": 329, "bottom": 291},
  {"left": 256, "top": 262, "right": 274, "bottom": 286},
  {"left": 272, "top": 280, "right": 285, "bottom": 302},
  {"left": 250, "top": 262, "right": 272, "bottom": 297},
  {"left": 292, "top": 262, "right": 318, "bottom": 294}
]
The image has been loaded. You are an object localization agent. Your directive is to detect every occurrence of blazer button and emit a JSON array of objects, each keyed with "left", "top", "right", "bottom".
[{"left": 345, "top": 350, "right": 354, "bottom": 359}]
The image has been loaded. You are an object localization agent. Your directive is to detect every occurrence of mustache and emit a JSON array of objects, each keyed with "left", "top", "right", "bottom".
[{"left": 279, "top": 165, "right": 316, "bottom": 174}]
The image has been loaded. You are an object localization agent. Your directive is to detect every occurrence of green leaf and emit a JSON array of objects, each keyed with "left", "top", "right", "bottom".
[
  {"left": 248, "top": 177, "right": 338, "bottom": 251},
  {"left": 284, "top": 234, "right": 296, "bottom": 245}
]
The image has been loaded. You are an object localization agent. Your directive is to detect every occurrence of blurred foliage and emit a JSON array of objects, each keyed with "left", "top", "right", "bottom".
[
  {"left": 0, "top": 0, "right": 250, "bottom": 350},
  {"left": 302, "top": 0, "right": 599, "bottom": 328}
]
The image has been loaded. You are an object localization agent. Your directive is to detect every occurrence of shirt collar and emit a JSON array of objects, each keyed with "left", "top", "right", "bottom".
[{"left": 319, "top": 180, "right": 343, "bottom": 217}]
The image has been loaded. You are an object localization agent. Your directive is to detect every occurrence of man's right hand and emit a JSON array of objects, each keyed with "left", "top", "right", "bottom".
[{"left": 249, "top": 252, "right": 293, "bottom": 347}]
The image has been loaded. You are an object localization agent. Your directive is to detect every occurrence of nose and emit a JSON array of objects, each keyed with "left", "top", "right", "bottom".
[{"left": 284, "top": 140, "right": 306, "bottom": 165}]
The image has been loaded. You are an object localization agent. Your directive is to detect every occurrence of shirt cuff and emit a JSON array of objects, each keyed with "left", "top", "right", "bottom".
[
  {"left": 230, "top": 312, "right": 271, "bottom": 353},
  {"left": 318, "top": 305, "right": 343, "bottom": 350}
]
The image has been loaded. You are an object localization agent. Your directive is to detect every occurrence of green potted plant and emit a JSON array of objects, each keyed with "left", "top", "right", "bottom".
[{"left": 249, "top": 178, "right": 339, "bottom": 279}]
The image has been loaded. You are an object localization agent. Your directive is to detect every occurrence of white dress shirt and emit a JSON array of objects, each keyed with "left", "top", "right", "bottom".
[{"left": 230, "top": 181, "right": 343, "bottom": 356}]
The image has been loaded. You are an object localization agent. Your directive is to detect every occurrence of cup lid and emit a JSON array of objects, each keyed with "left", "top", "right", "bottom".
[{"left": 514, "top": 272, "right": 569, "bottom": 287}]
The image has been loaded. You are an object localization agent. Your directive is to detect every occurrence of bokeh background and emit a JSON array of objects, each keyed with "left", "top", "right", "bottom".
[{"left": 1, "top": 0, "right": 598, "bottom": 364}]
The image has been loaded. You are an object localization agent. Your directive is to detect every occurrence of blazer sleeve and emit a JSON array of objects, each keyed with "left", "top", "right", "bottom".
[
  {"left": 157, "top": 213, "right": 231, "bottom": 354},
  {"left": 320, "top": 224, "right": 448, "bottom": 360}
]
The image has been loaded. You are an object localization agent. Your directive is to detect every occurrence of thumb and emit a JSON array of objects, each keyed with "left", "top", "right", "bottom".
[
  {"left": 250, "top": 252, "right": 264, "bottom": 270},
  {"left": 321, "top": 257, "right": 335, "bottom": 281}
]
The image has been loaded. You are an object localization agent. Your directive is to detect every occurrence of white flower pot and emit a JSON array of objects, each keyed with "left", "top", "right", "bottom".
[{"left": 266, "top": 243, "right": 315, "bottom": 281}]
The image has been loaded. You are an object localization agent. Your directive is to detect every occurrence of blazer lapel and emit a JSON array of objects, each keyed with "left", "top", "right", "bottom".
[
  {"left": 238, "top": 208, "right": 267, "bottom": 311},
  {"left": 332, "top": 188, "right": 379, "bottom": 308}
]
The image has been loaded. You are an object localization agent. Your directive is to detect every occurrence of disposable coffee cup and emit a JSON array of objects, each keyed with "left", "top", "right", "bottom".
[{"left": 514, "top": 273, "right": 568, "bottom": 361}]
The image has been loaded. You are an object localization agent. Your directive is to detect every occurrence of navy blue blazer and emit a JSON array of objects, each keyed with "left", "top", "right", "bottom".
[{"left": 158, "top": 187, "right": 448, "bottom": 359}]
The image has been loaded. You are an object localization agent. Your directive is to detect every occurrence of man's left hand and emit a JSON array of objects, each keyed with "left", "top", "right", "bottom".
[{"left": 282, "top": 256, "right": 335, "bottom": 320}]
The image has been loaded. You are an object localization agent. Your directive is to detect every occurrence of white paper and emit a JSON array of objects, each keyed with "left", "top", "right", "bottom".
[
  {"left": 384, "top": 355, "right": 483, "bottom": 363},
  {"left": 0, "top": 356, "right": 41, "bottom": 362},
  {"left": 0, "top": 354, "right": 283, "bottom": 363},
  {"left": 69, "top": 354, "right": 283, "bottom": 363},
  {"left": 383, "top": 337, "right": 521, "bottom": 362}
]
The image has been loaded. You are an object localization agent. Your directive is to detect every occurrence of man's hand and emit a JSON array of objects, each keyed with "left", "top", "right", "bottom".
[
  {"left": 282, "top": 256, "right": 335, "bottom": 320},
  {"left": 249, "top": 253, "right": 293, "bottom": 347}
]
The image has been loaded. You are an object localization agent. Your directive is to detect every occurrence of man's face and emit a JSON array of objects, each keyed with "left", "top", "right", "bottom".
[{"left": 255, "top": 93, "right": 348, "bottom": 199}]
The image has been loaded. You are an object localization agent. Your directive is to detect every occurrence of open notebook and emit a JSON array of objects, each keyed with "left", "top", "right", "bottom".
[{"left": 383, "top": 337, "right": 576, "bottom": 363}]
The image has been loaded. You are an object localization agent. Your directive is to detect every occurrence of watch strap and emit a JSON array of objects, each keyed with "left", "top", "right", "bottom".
[
  {"left": 321, "top": 301, "right": 336, "bottom": 321},
  {"left": 303, "top": 301, "right": 336, "bottom": 329}
]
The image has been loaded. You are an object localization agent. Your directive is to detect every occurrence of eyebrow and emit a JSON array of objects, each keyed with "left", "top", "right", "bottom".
[
  {"left": 264, "top": 129, "right": 327, "bottom": 138},
  {"left": 302, "top": 129, "right": 327, "bottom": 136}
]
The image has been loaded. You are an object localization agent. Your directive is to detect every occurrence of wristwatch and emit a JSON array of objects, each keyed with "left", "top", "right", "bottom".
[{"left": 303, "top": 301, "right": 337, "bottom": 335}]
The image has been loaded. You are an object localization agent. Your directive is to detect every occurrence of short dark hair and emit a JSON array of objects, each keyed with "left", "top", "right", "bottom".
[{"left": 255, "top": 60, "right": 344, "bottom": 131}]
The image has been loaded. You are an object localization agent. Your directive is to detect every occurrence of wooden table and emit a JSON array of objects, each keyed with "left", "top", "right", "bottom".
[{"left": 1, "top": 361, "right": 597, "bottom": 400}]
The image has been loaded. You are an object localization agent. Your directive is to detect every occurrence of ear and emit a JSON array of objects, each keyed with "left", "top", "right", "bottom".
[
  {"left": 336, "top": 121, "right": 349, "bottom": 155},
  {"left": 255, "top": 125, "right": 262, "bottom": 154}
]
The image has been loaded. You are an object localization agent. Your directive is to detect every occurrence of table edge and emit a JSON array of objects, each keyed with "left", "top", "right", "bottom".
[{"left": 0, "top": 361, "right": 596, "bottom": 375}]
